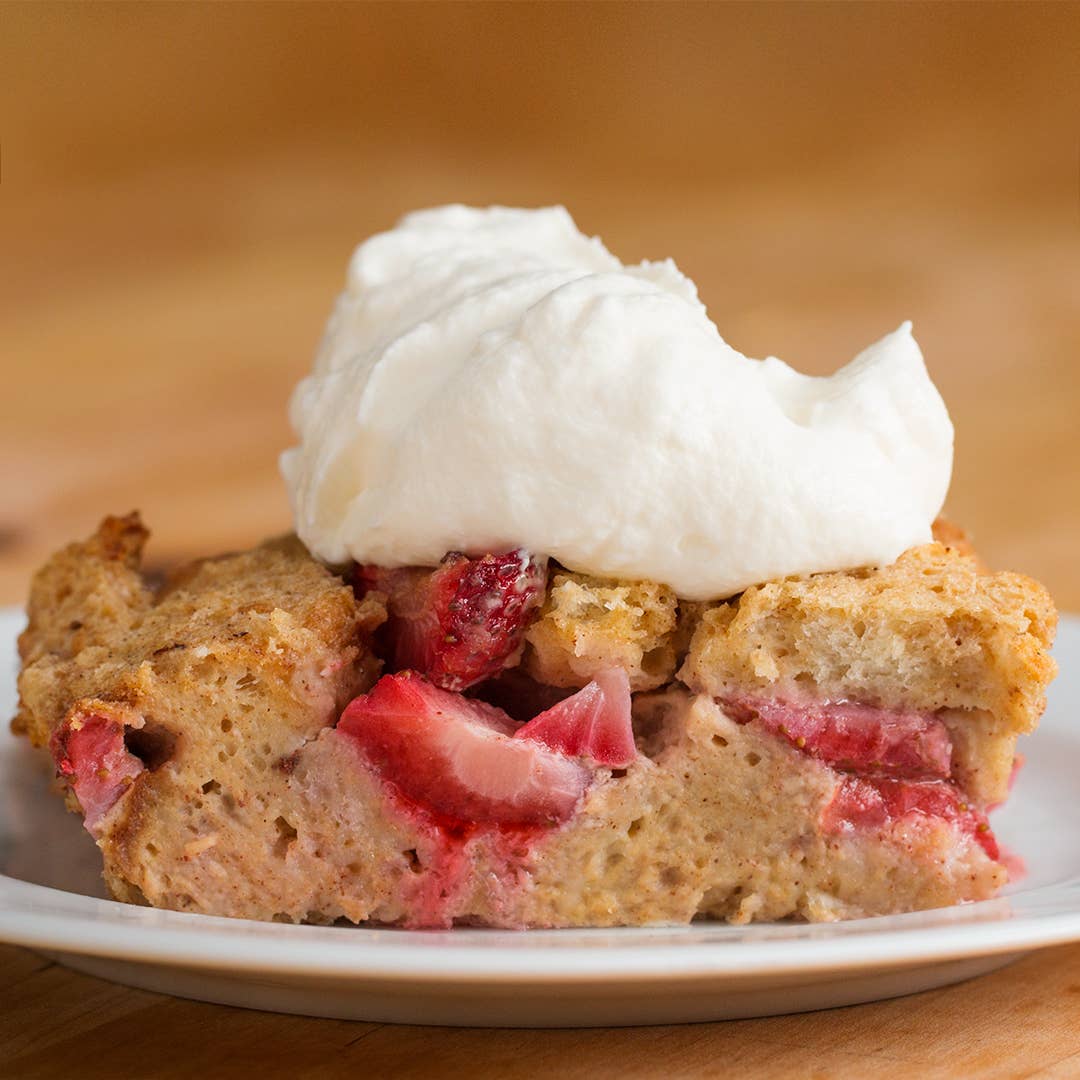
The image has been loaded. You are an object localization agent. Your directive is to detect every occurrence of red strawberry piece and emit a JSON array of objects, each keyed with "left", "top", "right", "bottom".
[
  {"left": 823, "top": 776, "right": 999, "bottom": 860},
  {"left": 50, "top": 714, "right": 144, "bottom": 833},
  {"left": 820, "top": 775, "right": 890, "bottom": 831},
  {"left": 338, "top": 672, "right": 589, "bottom": 826},
  {"left": 515, "top": 669, "right": 635, "bottom": 768},
  {"left": 357, "top": 551, "right": 548, "bottom": 692},
  {"left": 725, "top": 697, "right": 952, "bottom": 780}
]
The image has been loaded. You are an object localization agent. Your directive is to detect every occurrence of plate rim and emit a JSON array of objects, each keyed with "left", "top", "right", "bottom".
[{"left": 3, "top": 877, "right": 1080, "bottom": 983}]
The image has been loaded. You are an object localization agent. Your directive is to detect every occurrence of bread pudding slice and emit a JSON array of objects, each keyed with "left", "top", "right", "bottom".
[{"left": 14, "top": 516, "right": 1056, "bottom": 927}]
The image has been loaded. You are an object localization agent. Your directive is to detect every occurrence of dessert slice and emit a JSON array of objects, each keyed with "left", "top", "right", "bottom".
[{"left": 14, "top": 515, "right": 1056, "bottom": 928}]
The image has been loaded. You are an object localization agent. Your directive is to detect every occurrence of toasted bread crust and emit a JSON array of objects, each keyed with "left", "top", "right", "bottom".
[
  {"left": 680, "top": 542, "right": 1057, "bottom": 804},
  {"left": 16, "top": 515, "right": 388, "bottom": 914},
  {"left": 931, "top": 516, "right": 983, "bottom": 563},
  {"left": 17, "top": 513, "right": 152, "bottom": 678},
  {"left": 523, "top": 572, "right": 682, "bottom": 691},
  {"left": 17, "top": 515, "right": 385, "bottom": 747}
]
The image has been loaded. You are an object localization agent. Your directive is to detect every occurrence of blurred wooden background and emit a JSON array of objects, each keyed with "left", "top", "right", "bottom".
[
  {"left": 2, "top": 4, "right": 1080, "bottom": 1076},
  {"left": 2, "top": 2, "right": 1078, "bottom": 607}
]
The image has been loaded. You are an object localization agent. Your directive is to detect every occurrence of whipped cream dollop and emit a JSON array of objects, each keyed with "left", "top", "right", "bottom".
[{"left": 282, "top": 205, "right": 953, "bottom": 600}]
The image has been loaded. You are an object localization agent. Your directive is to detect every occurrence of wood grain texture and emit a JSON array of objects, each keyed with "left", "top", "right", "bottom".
[
  {"left": 2, "top": 942, "right": 1080, "bottom": 1079},
  {"left": 1, "top": 3, "right": 1078, "bottom": 1076}
]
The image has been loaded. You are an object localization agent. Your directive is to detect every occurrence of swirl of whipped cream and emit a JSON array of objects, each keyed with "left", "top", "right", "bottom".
[{"left": 281, "top": 205, "right": 952, "bottom": 600}]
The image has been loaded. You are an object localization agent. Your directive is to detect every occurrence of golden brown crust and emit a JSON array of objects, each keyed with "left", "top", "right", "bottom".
[
  {"left": 680, "top": 542, "right": 1057, "bottom": 805},
  {"left": 18, "top": 512, "right": 152, "bottom": 672},
  {"left": 523, "top": 571, "right": 681, "bottom": 691},
  {"left": 16, "top": 514, "right": 387, "bottom": 911},
  {"left": 16, "top": 518, "right": 385, "bottom": 746},
  {"left": 931, "top": 515, "right": 982, "bottom": 564},
  {"left": 518, "top": 520, "right": 1001, "bottom": 701}
]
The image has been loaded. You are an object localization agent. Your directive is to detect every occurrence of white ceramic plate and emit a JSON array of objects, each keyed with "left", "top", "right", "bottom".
[{"left": 1, "top": 607, "right": 1077, "bottom": 1026}]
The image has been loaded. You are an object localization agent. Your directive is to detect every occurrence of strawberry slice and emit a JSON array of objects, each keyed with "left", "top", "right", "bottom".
[
  {"left": 515, "top": 669, "right": 635, "bottom": 767},
  {"left": 50, "top": 713, "right": 144, "bottom": 833},
  {"left": 358, "top": 551, "right": 547, "bottom": 692},
  {"left": 724, "top": 697, "right": 952, "bottom": 780},
  {"left": 338, "top": 672, "right": 589, "bottom": 826},
  {"left": 823, "top": 776, "right": 998, "bottom": 859}
]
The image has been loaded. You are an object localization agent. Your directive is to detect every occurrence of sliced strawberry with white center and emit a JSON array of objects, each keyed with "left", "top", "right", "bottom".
[
  {"left": 515, "top": 668, "right": 635, "bottom": 767},
  {"left": 724, "top": 697, "right": 952, "bottom": 780},
  {"left": 358, "top": 551, "right": 548, "bottom": 692},
  {"left": 338, "top": 672, "right": 589, "bottom": 826},
  {"left": 50, "top": 713, "right": 144, "bottom": 833},
  {"left": 823, "top": 776, "right": 998, "bottom": 859}
]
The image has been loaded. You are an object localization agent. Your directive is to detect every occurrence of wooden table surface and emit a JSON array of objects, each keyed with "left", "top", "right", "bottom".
[{"left": 2, "top": 4, "right": 1079, "bottom": 1077}]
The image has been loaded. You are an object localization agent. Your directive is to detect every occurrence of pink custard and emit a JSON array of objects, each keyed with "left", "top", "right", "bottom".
[
  {"left": 725, "top": 695, "right": 999, "bottom": 859},
  {"left": 723, "top": 696, "right": 953, "bottom": 779}
]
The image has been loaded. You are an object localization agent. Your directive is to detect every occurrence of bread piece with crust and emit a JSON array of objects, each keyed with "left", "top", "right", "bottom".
[
  {"left": 523, "top": 572, "right": 682, "bottom": 691},
  {"left": 680, "top": 543, "right": 1057, "bottom": 805},
  {"left": 16, "top": 514, "right": 386, "bottom": 911},
  {"left": 519, "top": 519, "right": 992, "bottom": 696},
  {"left": 16, "top": 513, "right": 153, "bottom": 680}
]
